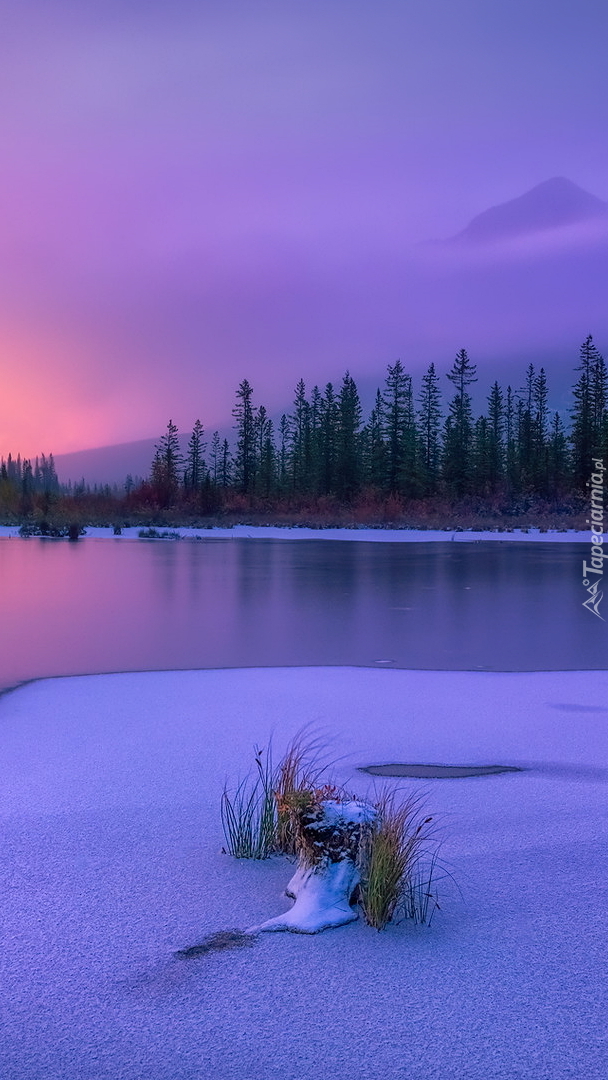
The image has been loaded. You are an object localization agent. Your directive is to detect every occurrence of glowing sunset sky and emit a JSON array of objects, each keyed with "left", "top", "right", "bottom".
[{"left": 1, "top": 0, "right": 608, "bottom": 456}]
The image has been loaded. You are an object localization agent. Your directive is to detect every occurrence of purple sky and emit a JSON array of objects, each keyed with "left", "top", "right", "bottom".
[{"left": 2, "top": 0, "right": 608, "bottom": 455}]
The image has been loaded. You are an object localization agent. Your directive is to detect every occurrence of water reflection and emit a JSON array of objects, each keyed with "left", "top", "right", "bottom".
[{"left": 0, "top": 538, "right": 603, "bottom": 691}]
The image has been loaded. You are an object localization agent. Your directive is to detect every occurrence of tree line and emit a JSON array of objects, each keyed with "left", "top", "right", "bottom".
[
  {"left": 144, "top": 336, "right": 605, "bottom": 507},
  {"left": 1, "top": 336, "right": 605, "bottom": 524}
]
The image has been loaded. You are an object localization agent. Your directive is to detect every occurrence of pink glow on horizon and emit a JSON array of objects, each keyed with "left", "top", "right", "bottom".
[{"left": 1, "top": 2, "right": 608, "bottom": 454}]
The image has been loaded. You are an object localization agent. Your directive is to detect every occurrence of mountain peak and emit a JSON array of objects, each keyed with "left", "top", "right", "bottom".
[{"left": 453, "top": 177, "right": 608, "bottom": 244}]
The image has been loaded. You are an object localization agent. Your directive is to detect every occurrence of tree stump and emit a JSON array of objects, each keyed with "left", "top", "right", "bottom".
[{"left": 253, "top": 799, "right": 377, "bottom": 934}]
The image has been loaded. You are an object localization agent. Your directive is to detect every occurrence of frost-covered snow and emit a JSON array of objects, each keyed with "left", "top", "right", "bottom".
[
  {"left": 1, "top": 667, "right": 607, "bottom": 1079},
  {"left": 0, "top": 523, "right": 590, "bottom": 542}
]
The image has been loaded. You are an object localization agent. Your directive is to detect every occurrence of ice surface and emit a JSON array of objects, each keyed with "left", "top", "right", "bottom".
[{"left": 0, "top": 666, "right": 606, "bottom": 1079}]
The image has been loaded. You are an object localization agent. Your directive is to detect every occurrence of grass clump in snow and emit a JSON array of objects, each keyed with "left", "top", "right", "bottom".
[
  {"left": 220, "top": 745, "right": 276, "bottom": 859},
  {"left": 274, "top": 730, "right": 335, "bottom": 855},
  {"left": 221, "top": 730, "right": 335, "bottom": 859},
  {"left": 221, "top": 737, "right": 446, "bottom": 932},
  {"left": 359, "top": 790, "right": 440, "bottom": 930}
]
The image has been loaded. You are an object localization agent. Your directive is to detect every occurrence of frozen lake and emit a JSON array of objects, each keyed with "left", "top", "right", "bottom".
[{"left": 0, "top": 537, "right": 601, "bottom": 690}]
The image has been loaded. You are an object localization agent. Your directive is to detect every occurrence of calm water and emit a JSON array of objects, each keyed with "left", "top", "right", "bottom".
[{"left": 0, "top": 538, "right": 604, "bottom": 691}]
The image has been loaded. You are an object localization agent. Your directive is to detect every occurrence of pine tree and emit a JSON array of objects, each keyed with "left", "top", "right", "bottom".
[
  {"left": 185, "top": 419, "right": 206, "bottom": 491},
  {"left": 151, "top": 419, "right": 183, "bottom": 503},
  {"left": 571, "top": 336, "right": 600, "bottom": 489},
  {"left": 361, "top": 388, "right": 386, "bottom": 489},
  {"left": 443, "top": 349, "right": 477, "bottom": 497},
  {"left": 514, "top": 364, "right": 536, "bottom": 491},
  {"left": 335, "top": 372, "right": 362, "bottom": 500},
  {"left": 472, "top": 416, "right": 492, "bottom": 495},
  {"left": 278, "top": 414, "right": 291, "bottom": 492},
  {"left": 486, "top": 381, "right": 504, "bottom": 493},
  {"left": 319, "top": 383, "right": 338, "bottom": 494},
  {"left": 256, "top": 406, "right": 276, "bottom": 497},
  {"left": 548, "top": 412, "right": 569, "bottom": 496},
  {"left": 382, "top": 360, "right": 414, "bottom": 494},
  {"left": 308, "top": 385, "right": 324, "bottom": 494},
  {"left": 232, "top": 379, "right": 256, "bottom": 493},
  {"left": 209, "top": 431, "right": 222, "bottom": 485},
  {"left": 504, "top": 385, "right": 518, "bottom": 495},
  {"left": 532, "top": 368, "right": 549, "bottom": 493},
  {"left": 417, "top": 364, "right": 442, "bottom": 494},
  {"left": 220, "top": 439, "right": 232, "bottom": 488},
  {"left": 289, "top": 379, "right": 311, "bottom": 492}
]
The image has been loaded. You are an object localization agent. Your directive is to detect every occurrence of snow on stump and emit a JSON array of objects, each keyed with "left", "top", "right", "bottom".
[{"left": 255, "top": 798, "right": 377, "bottom": 934}]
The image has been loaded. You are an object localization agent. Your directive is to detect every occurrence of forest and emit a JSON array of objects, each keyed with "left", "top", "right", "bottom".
[{"left": 1, "top": 337, "right": 605, "bottom": 530}]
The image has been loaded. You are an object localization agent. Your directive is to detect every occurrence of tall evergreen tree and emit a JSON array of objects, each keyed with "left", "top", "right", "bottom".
[
  {"left": 278, "top": 414, "right": 291, "bottom": 492},
  {"left": 417, "top": 363, "right": 442, "bottom": 494},
  {"left": 151, "top": 419, "right": 183, "bottom": 503},
  {"left": 472, "top": 416, "right": 492, "bottom": 495},
  {"left": 232, "top": 379, "right": 256, "bottom": 493},
  {"left": 443, "top": 349, "right": 477, "bottom": 497},
  {"left": 486, "top": 381, "right": 504, "bottom": 492},
  {"left": 335, "top": 372, "right": 362, "bottom": 500},
  {"left": 255, "top": 406, "right": 276, "bottom": 497},
  {"left": 220, "top": 439, "right": 232, "bottom": 488},
  {"left": 209, "top": 431, "right": 222, "bottom": 485},
  {"left": 308, "top": 385, "right": 324, "bottom": 494},
  {"left": 184, "top": 419, "right": 206, "bottom": 491},
  {"left": 571, "top": 336, "right": 601, "bottom": 489},
  {"left": 504, "top": 385, "right": 518, "bottom": 494},
  {"left": 319, "top": 383, "right": 338, "bottom": 494},
  {"left": 361, "top": 388, "right": 387, "bottom": 489},
  {"left": 548, "top": 412, "right": 569, "bottom": 497},
  {"left": 532, "top": 368, "right": 549, "bottom": 491},
  {"left": 382, "top": 360, "right": 414, "bottom": 494},
  {"left": 289, "top": 379, "right": 311, "bottom": 492}
]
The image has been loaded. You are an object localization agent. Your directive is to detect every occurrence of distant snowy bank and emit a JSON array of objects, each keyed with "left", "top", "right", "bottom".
[{"left": 0, "top": 523, "right": 590, "bottom": 542}]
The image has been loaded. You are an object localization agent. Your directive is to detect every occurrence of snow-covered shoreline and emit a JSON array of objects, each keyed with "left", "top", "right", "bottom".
[
  {"left": 0, "top": 523, "right": 590, "bottom": 542},
  {"left": 1, "top": 666, "right": 606, "bottom": 1079}
]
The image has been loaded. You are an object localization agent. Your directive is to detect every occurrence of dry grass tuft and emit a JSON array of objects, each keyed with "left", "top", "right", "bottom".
[{"left": 359, "top": 789, "right": 439, "bottom": 930}]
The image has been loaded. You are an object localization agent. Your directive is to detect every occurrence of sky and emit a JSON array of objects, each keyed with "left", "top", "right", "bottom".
[{"left": 2, "top": 0, "right": 608, "bottom": 457}]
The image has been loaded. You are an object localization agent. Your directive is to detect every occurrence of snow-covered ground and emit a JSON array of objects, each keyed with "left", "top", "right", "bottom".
[
  {"left": 0, "top": 523, "right": 590, "bottom": 542},
  {"left": 1, "top": 667, "right": 606, "bottom": 1080}
]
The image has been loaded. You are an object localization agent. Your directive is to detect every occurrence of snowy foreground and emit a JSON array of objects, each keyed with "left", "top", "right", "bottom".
[
  {"left": 0, "top": 523, "right": 590, "bottom": 542},
  {"left": 1, "top": 667, "right": 607, "bottom": 1080}
]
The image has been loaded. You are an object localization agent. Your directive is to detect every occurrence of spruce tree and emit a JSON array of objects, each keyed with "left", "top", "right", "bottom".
[
  {"left": 335, "top": 372, "right": 362, "bottom": 500},
  {"left": 256, "top": 406, "right": 276, "bottom": 497},
  {"left": 232, "top": 379, "right": 256, "bottom": 493},
  {"left": 443, "top": 349, "right": 477, "bottom": 497},
  {"left": 278, "top": 414, "right": 291, "bottom": 492},
  {"left": 289, "top": 379, "right": 311, "bottom": 493},
  {"left": 548, "top": 412, "right": 569, "bottom": 497},
  {"left": 472, "top": 416, "right": 492, "bottom": 496},
  {"left": 185, "top": 419, "right": 206, "bottom": 491},
  {"left": 532, "top": 368, "right": 549, "bottom": 493},
  {"left": 504, "top": 385, "right": 518, "bottom": 496},
  {"left": 319, "top": 383, "right": 338, "bottom": 494},
  {"left": 382, "top": 360, "right": 414, "bottom": 494},
  {"left": 571, "top": 336, "right": 599, "bottom": 489},
  {"left": 417, "top": 363, "right": 442, "bottom": 494},
  {"left": 361, "top": 388, "right": 387, "bottom": 489},
  {"left": 209, "top": 431, "right": 222, "bottom": 485},
  {"left": 151, "top": 419, "right": 183, "bottom": 503},
  {"left": 308, "top": 385, "right": 324, "bottom": 494},
  {"left": 220, "top": 439, "right": 232, "bottom": 488},
  {"left": 486, "top": 381, "right": 504, "bottom": 493}
]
